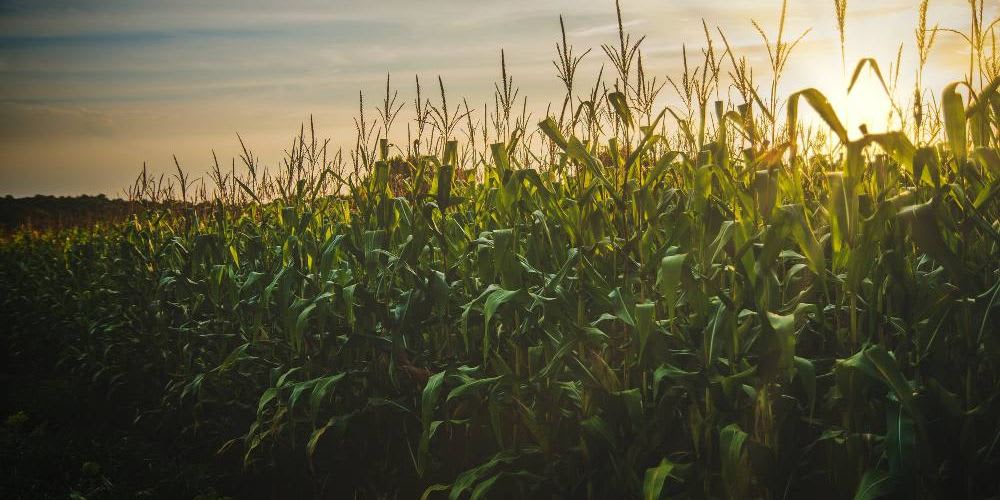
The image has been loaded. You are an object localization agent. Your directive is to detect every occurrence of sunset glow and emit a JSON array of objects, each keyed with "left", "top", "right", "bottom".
[{"left": 0, "top": 1, "right": 985, "bottom": 195}]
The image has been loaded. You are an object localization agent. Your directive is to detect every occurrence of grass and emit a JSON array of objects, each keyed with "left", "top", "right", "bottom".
[{"left": 2, "top": 1, "right": 1000, "bottom": 498}]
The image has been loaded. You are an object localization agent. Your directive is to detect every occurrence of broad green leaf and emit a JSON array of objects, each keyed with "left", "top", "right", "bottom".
[
  {"left": 864, "top": 346, "right": 923, "bottom": 426},
  {"left": 446, "top": 375, "right": 503, "bottom": 402},
  {"left": 720, "top": 424, "right": 749, "bottom": 500},
  {"left": 794, "top": 356, "right": 816, "bottom": 416},
  {"left": 436, "top": 164, "right": 454, "bottom": 209},
  {"left": 788, "top": 88, "right": 848, "bottom": 144},
  {"left": 766, "top": 311, "right": 797, "bottom": 380},
  {"left": 309, "top": 372, "right": 346, "bottom": 417},
  {"left": 853, "top": 469, "right": 893, "bottom": 500},
  {"left": 608, "top": 287, "right": 636, "bottom": 327},
  {"left": 418, "top": 371, "right": 447, "bottom": 476},
  {"left": 896, "top": 202, "right": 964, "bottom": 283},
  {"left": 643, "top": 458, "right": 675, "bottom": 500},
  {"left": 657, "top": 253, "right": 687, "bottom": 314},
  {"left": 538, "top": 116, "right": 568, "bottom": 150},
  {"left": 484, "top": 288, "right": 522, "bottom": 332},
  {"left": 257, "top": 387, "right": 278, "bottom": 415},
  {"left": 942, "top": 82, "right": 968, "bottom": 162},
  {"left": 886, "top": 401, "right": 916, "bottom": 480},
  {"left": 636, "top": 301, "right": 656, "bottom": 360},
  {"left": 307, "top": 417, "right": 335, "bottom": 462},
  {"left": 448, "top": 452, "right": 517, "bottom": 500},
  {"left": 608, "top": 91, "right": 634, "bottom": 128}
]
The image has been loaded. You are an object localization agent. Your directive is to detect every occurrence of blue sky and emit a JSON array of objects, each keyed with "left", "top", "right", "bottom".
[{"left": 0, "top": 0, "right": 986, "bottom": 196}]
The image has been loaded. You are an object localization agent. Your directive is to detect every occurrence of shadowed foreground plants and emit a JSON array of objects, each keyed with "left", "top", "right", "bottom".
[{"left": 2, "top": 3, "right": 1000, "bottom": 499}]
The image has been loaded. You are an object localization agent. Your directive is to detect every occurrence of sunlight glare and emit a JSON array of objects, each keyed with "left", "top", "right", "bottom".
[{"left": 844, "top": 72, "right": 895, "bottom": 138}]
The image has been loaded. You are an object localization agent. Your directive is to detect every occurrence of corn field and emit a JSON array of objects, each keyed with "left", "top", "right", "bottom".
[{"left": 2, "top": 2, "right": 1000, "bottom": 499}]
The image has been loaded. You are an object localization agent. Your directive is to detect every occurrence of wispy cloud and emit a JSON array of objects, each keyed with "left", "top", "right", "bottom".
[{"left": 570, "top": 19, "right": 645, "bottom": 38}]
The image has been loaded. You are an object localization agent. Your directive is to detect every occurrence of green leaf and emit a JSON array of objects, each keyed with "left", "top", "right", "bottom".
[
  {"left": 636, "top": 301, "right": 656, "bottom": 361},
  {"left": 794, "top": 356, "right": 816, "bottom": 416},
  {"left": 216, "top": 343, "right": 250, "bottom": 372},
  {"left": 788, "top": 88, "right": 848, "bottom": 144},
  {"left": 257, "top": 387, "right": 278, "bottom": 415},
  {"left": 886, "top": 400, "right": 916, "bottom": 480},
  {"left": 293, "top": 303, "right": 317, "bottom": 351},
  {"left": 942, "top": 82, "right": 968, "bottom": 162},
  {"left": 753, "top": 169, "right": 778, "bottom": 219},
  {"left": 707, "top": 220, "right": 736, "bottom": 265},
  {"left": 420, "top": 484, "right": 450, "bottom": 500},
  {"left": 896, "top": 202, "right": 964, "bottom": 283},
  {"left": 484, "top": 288, "right": 522, "bottom": 332},
  {"left": 642, "top": 458, "right": 675, "bottom": 500},
  {"left": 657, "top": 253, "right": 687, "bottom": 314},
  {"left": 566, "top": 137, "right": 616, "bottom": 197},
  {"left": 827, "top": 171, "right": 855, "bottom": 258},
  {"left": 608, "top": 92, "right": 634, "bottom": 128},
  {"left": 446, "top": 375, "right": 503, "bottom": 402},
  {"left": 490, "top": 142, "right": 511, "bottom": 178},
  {"left": 720, "top": 424, "right": 749, "bottom": 500},
  {"left": 307, "top": 415, "right": 348, "bottom": 464},
  {"left": 418, "top": 371, "right": 447, "bottom": 476},
  {"left": 448, "top": 452, "right": 518, "bottom": 500},
  {"left": 436, "top": 164, "right": 454, "bottom": 209},
  {"left": 469, "top": 474, "right": 502, "bottom": 500},
  {"left": 309, "top": 372, "right": 346, "bottom": 417},
  {"left": 289, "top": 379, "right": 316, "bottom": 410},
  {"left": 514, "top": 398, "right": 551, "bottom": 453},
  {"left": 848, "top": 58, "right": 894, "bottom": 100},
  {"left": 608, "top": 287, "right": 636, "bottom": 327},
  {"left": 867, "top": 132, "right": 916, "bottom": 171},
  {"left": 765, "top": 311, "right": 797, "bottom": 380},
  {"left": 538, "top": 116, "right": 568, "bottom": 150},
  {"left": 853, "top": 468, "right": 893, "bottom": 500},
  {"left": 864, "top": 346, "right": 923, "bottom": 426}
]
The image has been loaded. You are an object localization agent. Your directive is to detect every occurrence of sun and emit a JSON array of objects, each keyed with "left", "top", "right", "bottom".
[
  {"left": 789, "top": 60, "right": 898, "bottom": 142},
  {"left": 843, "top": 72, "right": 896, "bottom": 138}
]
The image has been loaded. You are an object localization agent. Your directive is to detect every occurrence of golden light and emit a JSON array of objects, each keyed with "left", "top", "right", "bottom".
[
  {"left": 790, "top": 57, "right": 900, "bottom": 143},
  {"left": 842, "top": 72, "right": 895, "bottom": 138}
]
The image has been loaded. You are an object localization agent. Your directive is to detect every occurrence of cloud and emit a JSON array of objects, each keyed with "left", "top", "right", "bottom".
[
  {"left": 0, "top": 102, "right": 118, "bottom": 138},
  {"left": 571, "top": 19, "right": 645, "bottom": 38}
]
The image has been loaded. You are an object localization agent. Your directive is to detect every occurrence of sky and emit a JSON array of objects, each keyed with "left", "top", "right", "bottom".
[{"left": 0, "top": 0, "right": 989, "bottom": 197}]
